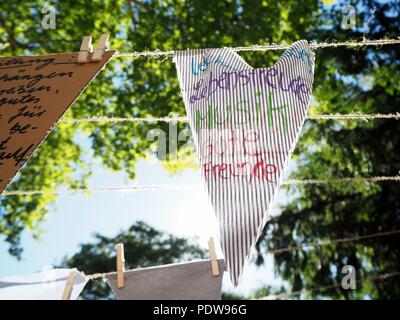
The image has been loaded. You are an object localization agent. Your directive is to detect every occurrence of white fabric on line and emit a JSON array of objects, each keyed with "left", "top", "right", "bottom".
[{"left": 0, "top": 268, "right": 88, "bottom": 300}]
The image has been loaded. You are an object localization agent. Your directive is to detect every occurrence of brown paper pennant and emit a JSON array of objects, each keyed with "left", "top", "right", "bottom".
[{"left": 0, "top": 50, "right": 116, "bottom": 194}]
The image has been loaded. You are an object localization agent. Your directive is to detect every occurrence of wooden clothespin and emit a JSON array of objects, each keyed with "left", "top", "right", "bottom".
[
  {"left": 92, "top": 34, "right": 110, "bottom": 61},
  {"left": 77, "top": 36, "right": 93, "bottom": 63},
  {"left": 115, "top": 243, "right": 125, "bottom": 288},
  {"left": 61, "top": 271, "right": 75, "bottom": 300},
  {"left": 208, "top": 237, "right": 219, "bottom": 277}
]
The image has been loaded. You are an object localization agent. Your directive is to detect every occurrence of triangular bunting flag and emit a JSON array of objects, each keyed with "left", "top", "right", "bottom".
[
  {"left": 106, "top": 260, "right": 225, "bottom": 300},
  {"left": 174, "top": 40, "right": 315, "bottom": 285},
  {"left": 0, "top": 50, "right": 116, "bottom": 194}
]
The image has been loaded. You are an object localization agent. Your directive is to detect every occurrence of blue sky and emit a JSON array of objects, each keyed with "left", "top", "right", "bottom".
[{"left": 0, "top": 149, "right": 294, "bottom": 296}]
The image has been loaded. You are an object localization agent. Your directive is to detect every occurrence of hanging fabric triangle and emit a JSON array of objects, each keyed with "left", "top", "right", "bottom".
[
  {"left": 106, "top": 260, "right": 225, "bottom": 300},
  {"left": 0, "top": 50, "right": 116, "bottom": 194},
  {"left": 174, "top": 40, "right": 315, "bottom": 285}
]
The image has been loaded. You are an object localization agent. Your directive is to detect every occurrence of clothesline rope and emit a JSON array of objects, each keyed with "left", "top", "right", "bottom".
[
  {"left": 61, "top": 113, "right": 400, "bottom": 124},
  {"left": 84, "top": 228, "right": 400, "bottom": 282},
  {"left": 2, "top": 176, "right": 399, "bottom": 196},
  {"left": 268, "top": 229, "right": 400, "bottom": 255},
  {"left": 113, "top": 38, "right": 400, "bottom": 59},
  {"left": 257, "top": 271, "right": 400, "bottom": 300}
]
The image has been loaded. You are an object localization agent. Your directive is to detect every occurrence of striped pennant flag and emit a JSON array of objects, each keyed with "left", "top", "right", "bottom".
[{"left": 174, "top": 40, "right": 315, "bottom": 285}]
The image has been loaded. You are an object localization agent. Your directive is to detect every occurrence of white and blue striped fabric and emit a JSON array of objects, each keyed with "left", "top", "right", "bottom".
[{"left": 174, "top": 40, "right": 315, "bottom": 285}]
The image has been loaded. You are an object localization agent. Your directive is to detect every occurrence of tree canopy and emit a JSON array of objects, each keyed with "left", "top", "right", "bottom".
[
  {"left": 254, "top": 0, "right": 400, "bottom": 299},
  {"left": 0, "top": 0, "right": 319, "bottom": 257}
]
